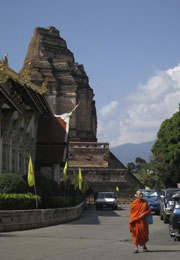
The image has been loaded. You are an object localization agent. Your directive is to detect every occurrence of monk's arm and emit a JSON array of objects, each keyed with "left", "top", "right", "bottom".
[
  {"left": 139, "top": 205, "right": 151, "bottom": 218},
  {"left": 144, "top": 206, "right": 151, "bottom": 216}
]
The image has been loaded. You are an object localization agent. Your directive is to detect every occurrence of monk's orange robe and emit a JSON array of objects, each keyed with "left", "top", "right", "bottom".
[{"left": 129, "top": 198, "right": 151, "bottom": 246}]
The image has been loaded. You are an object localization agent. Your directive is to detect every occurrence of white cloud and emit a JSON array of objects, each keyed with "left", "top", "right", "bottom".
[
  {"left": 97, "top": 64, "right": 180, "bottom": 147},
  {"left": 99, "top": 100, "right": 118, "bottom": 117}
]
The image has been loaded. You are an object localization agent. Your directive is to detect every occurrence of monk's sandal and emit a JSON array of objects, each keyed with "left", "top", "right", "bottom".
[
  {"left": 143, "top": 246, "right": 148, "bottom": 252},
  {"left": 133, "top": 249, "right": 138, "bottom": 253}
]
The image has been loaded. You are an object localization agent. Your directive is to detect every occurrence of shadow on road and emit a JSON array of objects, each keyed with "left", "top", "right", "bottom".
[
  {"left": 147, "top": 249, "right": 180, "bottom": 253},
  {"left": 0, "top": 234, "right": 18, "bottom": 237},
  {"left": 68, "top": 204, "right": 126, "bottom": 225}
]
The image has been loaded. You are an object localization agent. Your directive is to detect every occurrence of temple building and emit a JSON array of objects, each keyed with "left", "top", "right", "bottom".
[
  {"left": 20, "top": 26, "right": 142, "bottom": 197},
  {"left": 0, "top": 56, "right": 68, "bottom": 182}
]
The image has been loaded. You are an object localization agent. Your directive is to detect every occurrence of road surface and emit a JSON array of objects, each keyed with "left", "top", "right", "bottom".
[{"left": 0, "top": 204, "right": 179, "bottom": 260}]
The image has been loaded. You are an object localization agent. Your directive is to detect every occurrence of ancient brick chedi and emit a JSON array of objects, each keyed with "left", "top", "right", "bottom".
[
  {"left": 21, "top": 26, "right": 97, "bottom": 142},
  {"left": 21, "top": 26, "right": 142, "bottom": 196}
]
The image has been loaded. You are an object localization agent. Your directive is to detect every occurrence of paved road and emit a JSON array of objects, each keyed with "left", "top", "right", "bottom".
[{"left": 0, "top": 204, "right": 180, "bottom": 260}]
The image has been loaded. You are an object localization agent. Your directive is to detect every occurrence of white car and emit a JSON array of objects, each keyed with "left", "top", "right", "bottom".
[{"left": 95, "top": 192, "right": 118, "bottom": 210}]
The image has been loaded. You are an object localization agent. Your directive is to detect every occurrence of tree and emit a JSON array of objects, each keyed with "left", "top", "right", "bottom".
[
  {"left": 127, "top": 157, "right": 146, "bottom": 172},
  {"left": 152, "top": 110, "right": 180, "bottom": 187},
  {"left": 127, "top": 162, "right": 136, "bottom": 173},
  {"left": 134, "top": 160, "right": 159, "bottom": 189},
  {"left": 135, "top": 157, "right": 147, "bottom": 171},
  {"left": 127, "top": 157, "right": 157, "bottom": 188}
]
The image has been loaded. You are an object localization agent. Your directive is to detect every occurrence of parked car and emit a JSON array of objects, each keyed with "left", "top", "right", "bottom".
[
  {"left": 160, "top": 188, "right": 180, "bottom": 223},
  {"left": 95, "top": 192, "right": 118, "bottom": 210},
  {"left": 169, "top": 191, "right": 180, "bottom": 241},
  {"left": 139, "top": 189, "right": 160, "bottom": 215}
]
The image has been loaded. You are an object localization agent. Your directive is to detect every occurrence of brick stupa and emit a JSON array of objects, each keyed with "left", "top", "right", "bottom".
[
  {"left": 21, "top": 26, "right": 143, "bottom": 197},
  {"left": 21, "top": 26, "right": 97, "bottom": 142}
]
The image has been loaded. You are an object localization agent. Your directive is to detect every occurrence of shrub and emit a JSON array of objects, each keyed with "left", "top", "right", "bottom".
[
  {"left": 24, "top": 173, "right": 62, "bottom": 197},
  {"left": 66, "top": 196, "right": 76, "bottom": 207},
  {"left": 46, "top": 196, "right": 65, "bottom": 208},
  {"left": 0, "top": 173, "right": 29, "bottom": 194},
  {"left": 45, "top": 196, "right": 76, "bottom": 208},
  {"left": 23, "top": 173, "right": 63, "bottom": 208},
  {"left": 0, "top": 193, "right": 41, "bottom": 210}
]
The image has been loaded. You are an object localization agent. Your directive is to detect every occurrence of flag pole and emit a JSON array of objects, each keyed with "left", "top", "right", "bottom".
[
  {"left": 64, "top": 180, "right": 67, "bottom": 207},
  {"left": 33, "top": 182, "right": 38, "bottom": 209}
]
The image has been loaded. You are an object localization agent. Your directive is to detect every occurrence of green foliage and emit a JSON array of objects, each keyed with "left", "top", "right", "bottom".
[
  {"left": 0, "top": 173, "right": 29, "bottom": 194},
  {"left": 153, "top": 111, "right": 180, "bottom": 167},
  {"left": 134, "top": 161, "right": 158, "bottom": 189},
  {"left": 152, "top": 111, "right": 180, "bottom": 187},
  {"left": 135, "top": 157, "right": 147, "bottom": 171},
  {"left": 45, "top": 196, "right": 76, "bottom": 208},
  {"left": 24, "top": 173, "right": 66, "bottom": 208},
  {"left": 45, "top": 196, "right": 65, "bottom": 208},
  {"left": 0, "top": 193, "right": 41, "bottom": 210},
  {"left": 127, "top": 162, "right": 136, "bottom": 173},
  {"left": 127, "top": 157, "right": 159, "bottom": 189},
  {"left": 0, "top": 173, "right": 79, "bottom": 210},
  {"left": 23, "top": 173, "right": 62, "bottom": 198}
]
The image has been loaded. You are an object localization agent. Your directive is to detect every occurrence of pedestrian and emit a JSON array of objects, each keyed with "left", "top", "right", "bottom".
[{"left": 129, "top": 189, "right": 151, "bottom": 253}]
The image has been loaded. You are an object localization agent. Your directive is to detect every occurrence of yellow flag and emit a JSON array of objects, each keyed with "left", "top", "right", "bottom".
[
  {"left": 28, "top": 156, "right": 35, "bottom": 187},
  {"left": 116, "top": 186, "right": 119, "bottom": 191},
  {"left": 78, "top": 168, "right": 82, "bottom": 190},
  {"left": 63, "top": 161, "right": 68, "bottom": 180}
]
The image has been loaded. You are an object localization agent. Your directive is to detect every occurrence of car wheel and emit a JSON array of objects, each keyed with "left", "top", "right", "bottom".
[
  {"left": 160, "top": 210, "right": 163, "bottom": 220},
  {"left": 174, "top": 237, "right": 180, "bottom": 241},
  {"left": 169, "top": 225, "right": 174, "bottom": 237},
  {"left": 163, "top": 213, "right": 169, "bottom": 224}
]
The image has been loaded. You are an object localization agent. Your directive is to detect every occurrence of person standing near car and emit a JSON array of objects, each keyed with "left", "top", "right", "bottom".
[{"left": 129, "top": 189, "right": 151, "bottom": 253}]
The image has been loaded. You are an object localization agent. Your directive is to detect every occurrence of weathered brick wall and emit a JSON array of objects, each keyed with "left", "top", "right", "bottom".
[
  {"left": 67, "top": 168, "right": 142, "bottom": 198},
  {"left": 68, "top": 142, "right": 109, "bottom": 168},
  {"left": 67, "top": 141, "right": 143, "bottom": 197},
  {"left": 0, "top": 202, "right": 85, "bottom": 232}
]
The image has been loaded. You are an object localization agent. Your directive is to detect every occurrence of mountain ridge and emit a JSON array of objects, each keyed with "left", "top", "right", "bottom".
[{"left": 110, "top": 140, "right": 155, "bottom": 166}]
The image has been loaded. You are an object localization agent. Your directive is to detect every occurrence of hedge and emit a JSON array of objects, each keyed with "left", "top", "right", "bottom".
[
  {"left": 0, "top": 173, "right": 29, "bottom": 194},
  {"left": 45, "top": 196, "right": 77, "bottom": 208},
  {"left": 0, "top": 193, "right": 41, "bottom": 210}
]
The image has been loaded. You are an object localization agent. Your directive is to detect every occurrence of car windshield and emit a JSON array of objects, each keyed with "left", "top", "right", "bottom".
[
  {"left": 142, "top": 191, "right": 159, "bottom": 197},
  {"left": 166, "top": 190, "right": 180, "bottom": 199},
  {"left": 98, "top": 193, "right": 114, "bottom": 198},
  {"left": 167, "top": 190, "right": 180, "bottom": 196}
]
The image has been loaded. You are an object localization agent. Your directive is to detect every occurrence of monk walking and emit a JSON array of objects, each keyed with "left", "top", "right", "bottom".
[{"left": 129, "top": 190, "right": 151, "bottom": 253}]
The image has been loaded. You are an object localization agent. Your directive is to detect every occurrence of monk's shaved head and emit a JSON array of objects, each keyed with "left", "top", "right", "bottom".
[{"left": 136, "top": 190, "right": 143, "bottom": 199}]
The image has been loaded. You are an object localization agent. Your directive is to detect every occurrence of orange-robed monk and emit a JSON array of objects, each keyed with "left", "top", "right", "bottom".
[{"left": 129, "top": 189, "right": 151, "bottom": 253}]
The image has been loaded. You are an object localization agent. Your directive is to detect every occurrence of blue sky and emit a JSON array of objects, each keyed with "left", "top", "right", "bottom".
[{"left": 1, "top": 0, "right": 180, "bottom": 146}]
